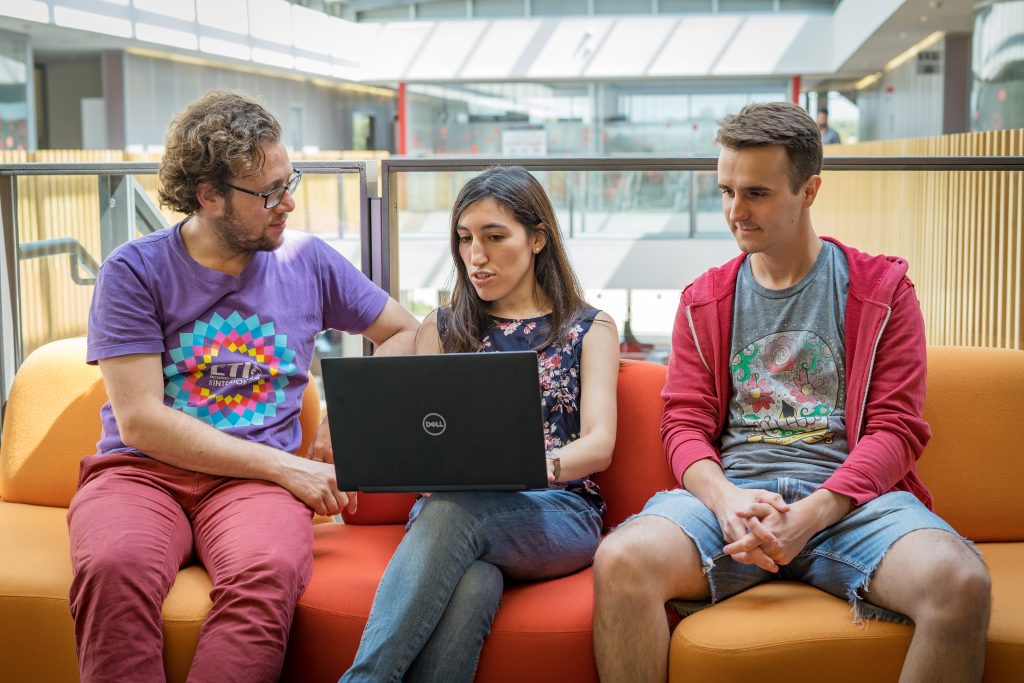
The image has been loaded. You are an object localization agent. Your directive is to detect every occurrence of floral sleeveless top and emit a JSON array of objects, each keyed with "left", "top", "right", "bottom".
[{"left": 437, "top": 307, "right": 606, "bottom": 516}]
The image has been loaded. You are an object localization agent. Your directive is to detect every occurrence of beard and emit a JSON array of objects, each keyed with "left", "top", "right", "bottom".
[{"left": 212, "top": 195, "right": 282, "bottom": 254}]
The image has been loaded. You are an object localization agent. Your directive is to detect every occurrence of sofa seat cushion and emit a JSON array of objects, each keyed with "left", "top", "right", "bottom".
[
  {"left": 670, "top": 580, "right": 910, "bottom": 682},
  {"left": 0, "top": 502, "right": 79, "bottom": 682},
  {"left": 669, "top": 541, "right": 1022, "bottom": 682},
  {"left": 285, "top": 522, "right": 599, "bottom": 683},
  {"left": 982, "top": 542, "right": 1024, "bottom": 682},
  {"left": 0, "top": 501, "right": 214, "bottom": 683}
]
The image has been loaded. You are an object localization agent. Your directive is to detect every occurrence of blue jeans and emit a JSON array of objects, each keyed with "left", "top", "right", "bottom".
[
  {"left": 339, "top": 489, "right": 603, "bottom": 683},
  {"left": 631, "top": 477, "right": 969, "bottom": 624}
]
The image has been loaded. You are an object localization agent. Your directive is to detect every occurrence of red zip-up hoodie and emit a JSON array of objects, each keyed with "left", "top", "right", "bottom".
[{"left": 661, "top": 236, "right": 934, "bottom": 509}]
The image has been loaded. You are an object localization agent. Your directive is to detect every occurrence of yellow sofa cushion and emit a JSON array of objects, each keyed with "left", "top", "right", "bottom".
[
  {"left": 669, "top": 542, "right": 1022, "bottom": 682},
  {"left": 0, "top": 339, "right": 106, "bottom": 507},
  {"left": 671, "top": 582, "right": 909, "bottom": 682},
  {"left": 0, "top": 500, "right": 214, "bottom": 682},
  {"left": 981, "top": 543, "right": 1024, "bottom": 682},
  {"left": 919, "top": 347, "right": 1024, "bottom": 542}
]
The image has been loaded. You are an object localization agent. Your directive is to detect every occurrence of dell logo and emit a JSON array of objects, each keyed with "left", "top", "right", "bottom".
[{"left": 422, "top": 413, "right": 447, "bottom": 436}]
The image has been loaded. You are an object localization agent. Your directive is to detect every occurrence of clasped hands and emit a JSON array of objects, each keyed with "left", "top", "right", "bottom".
[{"left": 713, "top": 487, "right": 818, "bottom": 573}]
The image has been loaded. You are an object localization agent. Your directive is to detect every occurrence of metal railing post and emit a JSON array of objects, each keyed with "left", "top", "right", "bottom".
[
  {"left": 364, "top": 192, "right": 381, "bottom": 357},
  {"left": 99, "top": 175, "right": 135, "bottom": 260},
  {"left": 689, "top": 170, "right": 698, "bottom": 238},
  {"left": 378, "top": 161, "right": 399, "bottom": 295},
  {"left": 0, "top": 174, "right": 22, "bottom": 409}
]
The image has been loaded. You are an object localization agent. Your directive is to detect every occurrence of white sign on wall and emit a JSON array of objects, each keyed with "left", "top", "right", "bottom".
[{"left": 501, "top": 127, "right": 547, "bottom": 156}]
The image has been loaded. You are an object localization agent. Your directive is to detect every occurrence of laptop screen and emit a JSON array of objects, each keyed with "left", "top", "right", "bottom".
[{"left": 321, "top": 351, "right": 548, "bottom": 492}]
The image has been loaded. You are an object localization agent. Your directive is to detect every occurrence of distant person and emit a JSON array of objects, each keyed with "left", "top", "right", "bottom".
[
  {"left": 818, "top": 108, "right": 841, "bottom": 144},
  {"left": 592, "top": 101, "right": 990, "bottom": 683},
  {"left": 340, "top": 166, "right": 620, "bottom": 683},
  {"left": 69, "top": 90, "right": 418, "bottom": 682}
]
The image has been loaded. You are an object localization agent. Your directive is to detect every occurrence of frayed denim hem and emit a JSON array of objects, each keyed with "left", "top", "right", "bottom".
[
  {"left": 848, "top": 527, "right": 981, "bottom": 627},
  {"left": 615, "top": 505, "right": 718, "bottom": 615}
]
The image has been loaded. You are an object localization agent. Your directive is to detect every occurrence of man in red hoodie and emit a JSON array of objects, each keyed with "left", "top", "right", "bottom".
[{"left": 592, "top": 102, "right": 990, "bottom": 683}]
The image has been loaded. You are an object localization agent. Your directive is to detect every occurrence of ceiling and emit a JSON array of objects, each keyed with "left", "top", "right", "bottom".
[
  {"left": 823, "top": 0, "right": 974, "bottom": 90},
  {"left": 0, "top": 0, "right": 978, "bottom": 87}
]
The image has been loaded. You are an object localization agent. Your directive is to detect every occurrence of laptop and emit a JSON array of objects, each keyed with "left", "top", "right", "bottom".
[{"left": 321, "top": 351, "right": 549, "bottom": 492}]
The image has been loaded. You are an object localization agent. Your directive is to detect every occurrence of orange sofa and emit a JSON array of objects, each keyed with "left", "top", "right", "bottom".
[
  {"left": 282, "top": 348, "right": 1022, "bottom": 682},
  {"left": 280, "top": 360, "right": 675, "bottom": 683},
  {"left": 2, "top": 340, "right": 1020, "bottom": 682}
]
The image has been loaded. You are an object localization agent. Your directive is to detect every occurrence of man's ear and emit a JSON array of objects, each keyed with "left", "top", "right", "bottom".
[
  {"left": 802, "top": 175, "right": 822, "bottom": 208},
  {"left": 195, "top": 181, "right": 225, "bottom": 214}
]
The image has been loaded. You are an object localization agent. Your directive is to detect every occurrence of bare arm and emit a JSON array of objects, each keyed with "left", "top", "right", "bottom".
[
  {"left": 546, "top": 313, "right": 619, "bottom": 482},
  {"left": 413, "top": 309, "right": 443, "bottom": 354},
  {"left": 99, "top": 353, "right": 351, "bottom": 516},
  {"left": 306, "top": 297, "right": 421, "bottom": 469},
  {"left": 362, "top": 297, "right": 420, "bottom": 354}
]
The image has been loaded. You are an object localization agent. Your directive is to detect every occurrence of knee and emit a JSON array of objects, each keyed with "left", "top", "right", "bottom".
[
  {"left": 70, "top": 549, "right": 170, "bottom": 623},
  {"left": 915, "top": 554, "right": 991, "bottom": 625},
  {"left": 593, "top": 529, "right": 659, "bottom": 597},
  {"left": 451, "top": 562, "right": 503, "bottom": 612},
  {"left": 943, "top": 559, "right": 991, "bottom": 620},
  {"left": 73, "top": 547, "right": 158, "bottom": 592},
  {"left": 226, "top": 548, "right": 310, "bottom": 600},
  {"left": 413, "top": 494, "right": 476, "bottom": 537}
]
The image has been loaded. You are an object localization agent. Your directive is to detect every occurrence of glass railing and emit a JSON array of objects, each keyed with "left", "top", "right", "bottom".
[
  {"left": 373, "top": 156, "right": 1024, "bottom": 365},
  {"left": 3, "top": 154, "right": 1023, "bottom": 411},
  {"left": 395, "top": 167, "right": 729, "bottom": 239}
]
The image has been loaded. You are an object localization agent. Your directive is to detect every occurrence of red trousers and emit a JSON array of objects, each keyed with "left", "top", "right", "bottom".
[{"left": 68, "top": 453, "right": 313, "bottom": 683}]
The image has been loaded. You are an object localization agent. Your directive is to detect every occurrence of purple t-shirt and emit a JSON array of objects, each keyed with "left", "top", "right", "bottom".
[{"left": 87, "top": 221, "right": 388, "bottom": 457}]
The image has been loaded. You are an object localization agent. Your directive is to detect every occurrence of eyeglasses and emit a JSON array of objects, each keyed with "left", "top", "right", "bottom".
[{"left": 223, "top": 168, "right": 302, "bottom": 209}]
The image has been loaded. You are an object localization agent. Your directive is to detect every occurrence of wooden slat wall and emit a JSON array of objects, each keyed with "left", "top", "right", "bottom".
[
  {"left": 816, "top": 129, "right": 1024, "bottom": 350},
  {"left": 2, "top": 150, "right": 386, "bottom": 358}
]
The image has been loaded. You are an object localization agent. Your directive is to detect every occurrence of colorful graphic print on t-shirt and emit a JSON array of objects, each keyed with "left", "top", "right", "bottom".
[
  {"left": 731, "top": 330, "right": 839, "bottom": 447},
  {"left": 163, "top": 311, "right": 297, "bottom": 429}
]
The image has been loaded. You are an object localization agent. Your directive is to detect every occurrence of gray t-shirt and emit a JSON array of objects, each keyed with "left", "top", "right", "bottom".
[{"left": 720, "top": 241, "right": 851, "bottom": 484}]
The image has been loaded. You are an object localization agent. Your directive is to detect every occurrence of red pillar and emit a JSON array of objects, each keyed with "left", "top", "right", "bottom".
[
  {"left": 397, "top": 82, "right": 407, "bottom": 155},
  {"left": 790, "top": 75, "right": 801, "bottom": 105}
]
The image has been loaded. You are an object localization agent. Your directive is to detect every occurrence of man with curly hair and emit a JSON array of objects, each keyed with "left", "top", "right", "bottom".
[
  {"left": 593, "top": 102, "right": 991, "bottom": 682},
  {"left": 67, "top": 90, "right": 418, "bottom": 682}
]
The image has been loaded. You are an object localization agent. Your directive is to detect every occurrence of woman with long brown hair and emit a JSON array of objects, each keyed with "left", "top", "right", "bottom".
[{"left": 340, "top": 166, "right": 619, "bottom": 682}]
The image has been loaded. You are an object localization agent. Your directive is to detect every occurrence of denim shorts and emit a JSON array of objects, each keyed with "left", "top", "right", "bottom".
[{"left": 629, "top": 477, "right": 970, "bottom": 624}]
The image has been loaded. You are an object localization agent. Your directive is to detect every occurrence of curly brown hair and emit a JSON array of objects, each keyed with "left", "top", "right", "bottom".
[{"left": 158, "top": 90, "right": 282, "bottom": 215}]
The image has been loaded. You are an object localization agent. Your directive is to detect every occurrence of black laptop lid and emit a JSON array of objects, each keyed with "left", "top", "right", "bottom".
[{"left": 321, "top": 351, "right": 548, "bottom": 492}]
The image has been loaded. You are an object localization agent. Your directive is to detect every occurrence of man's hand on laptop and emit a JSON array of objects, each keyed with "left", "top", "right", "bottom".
[
  {"left": 275, "top": 455, "right": 358, "bottom": 517},
  {"left": 306, "top": 415, "right": 334, "bottom": 464}
]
